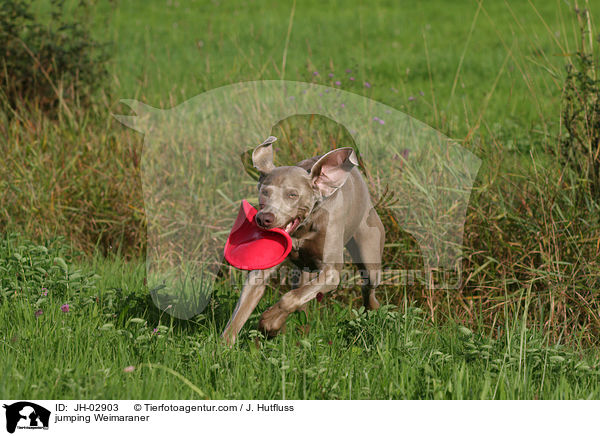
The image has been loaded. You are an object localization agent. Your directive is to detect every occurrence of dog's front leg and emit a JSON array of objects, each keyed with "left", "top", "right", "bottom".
[
  {"left": 258, "top": 264, "right": 341, "bottom": 337},
  {"left": 222, "top": 267, "right": 278, "bottom": 345}
]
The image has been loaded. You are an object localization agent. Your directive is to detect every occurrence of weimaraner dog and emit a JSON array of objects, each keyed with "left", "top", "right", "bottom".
[{"left": 222, "top": 136, "right": 385, "bottom": 344}]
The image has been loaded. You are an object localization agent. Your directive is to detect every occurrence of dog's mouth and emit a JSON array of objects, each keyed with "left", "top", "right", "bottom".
[{"left": 282, "top": 217, "right": 301, "bottom": 234}]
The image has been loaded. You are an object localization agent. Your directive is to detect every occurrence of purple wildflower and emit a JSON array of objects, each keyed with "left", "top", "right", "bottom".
[
  {"left": 328, "top": 73, "right": 334, "bottom": 78},
  {"left": 349, "top": 77, "right": 355, "bottom": 81},
  {"left": 313, "top": 71, "right": 319, "bottom": 76},
  {"left": 364, "top": 82, "right": 371, "bottom": 88},
  {"left": 419, "top": 91, "right": 425, "bottom": 96},
  {"left": 61, "top": 304, "right": 69, "bottom": 313},
  {"left": 340, "top": 103, "right": 345, "bottom": 108},
  {"left": 379, "top": 119, "right": 385, "bottom": 125},
  {"left": 123, "top": 366, "right": 135, "bottom": 373},
  {"left": 335, "top": 80, "right": 341, "bottom": 86},
  {"left": 345, "top": 69, "right": 352, "bottom": 73},
  {"left": 41, "top": 288, "right": 48, "bottom": 296},
  {"left": 35, "top": 309, "right": 43, "bottom": 318},
  {"left": 408, "top": 96, "right": 416, "bottom": 101},
  {"left": 373, "top": 116, "right": 379, "bottom": 121}
]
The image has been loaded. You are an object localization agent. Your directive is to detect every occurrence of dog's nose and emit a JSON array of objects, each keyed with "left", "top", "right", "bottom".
[{"left": 256, "top": 212, "right": 274, "bottom": 227}]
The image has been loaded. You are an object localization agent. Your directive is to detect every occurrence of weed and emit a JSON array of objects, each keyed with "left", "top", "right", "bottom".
[
  {"left": 559, "top": 4, "right": 600, "bottom": 198},
  {"left": 0, "top": 0, "right": 111, "bottom": 115}
]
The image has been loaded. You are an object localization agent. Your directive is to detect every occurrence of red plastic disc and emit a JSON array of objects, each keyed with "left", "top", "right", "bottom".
[{"left": 224, "top": 200, "right": 293, "bottom": 270}]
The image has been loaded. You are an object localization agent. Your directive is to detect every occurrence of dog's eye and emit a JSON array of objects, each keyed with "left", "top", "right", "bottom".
[{"left": 287, "top": 191, "right": 298, "bottom": 199}]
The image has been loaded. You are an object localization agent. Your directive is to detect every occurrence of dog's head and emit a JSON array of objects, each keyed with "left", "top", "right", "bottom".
[{"left": 250, "top": 136, "right": 358, "bottom": 234}]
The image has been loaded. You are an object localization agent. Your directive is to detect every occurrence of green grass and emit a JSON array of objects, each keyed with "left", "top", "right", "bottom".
[
  {"left": 98, "top": 0, "right": 600, "bottom": 144},
  {"left": 1, "top": 234, "right": 599, "bottom": 399}
]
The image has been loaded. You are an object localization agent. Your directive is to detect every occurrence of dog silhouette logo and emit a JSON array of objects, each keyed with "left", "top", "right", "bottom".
[
  {"left": 3, "top": 402, "right": 50, "bottom": 433},
  {"left": 114, "top": 80, "right": 481, "bottom": 319}
]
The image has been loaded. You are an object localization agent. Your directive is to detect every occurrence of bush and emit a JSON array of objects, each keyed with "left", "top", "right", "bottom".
[
  {"left": 559, "top": 5, "right": 600, "bottom": 198},
  {"left": 0, "top": 0, "right": 110, "bottom": 114},
  {"left": 0, "top": 233, "right": 98, "bottom": 304}
]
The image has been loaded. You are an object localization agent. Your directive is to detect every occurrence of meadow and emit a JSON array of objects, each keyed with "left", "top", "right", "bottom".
[
  {"left": 2, "top": 233, "right": 600, "bottom": 399},
  {"left": 1, "top": 0, "right": 600, "bottom": 399}
]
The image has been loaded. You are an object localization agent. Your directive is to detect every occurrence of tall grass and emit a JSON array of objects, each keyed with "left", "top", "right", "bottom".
[
  {"left": 0, "top": 100, "right": 145, "bottom": 258},
  {"left": 2, "top": 233, "right": 600, "bottom": 399}
]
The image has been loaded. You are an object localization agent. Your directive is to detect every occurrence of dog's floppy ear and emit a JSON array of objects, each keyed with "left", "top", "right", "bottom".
[
  {"left": 252, "top": 136, "right": 277, "bottom": 175},
  {"left": 310, "top": 147, "right": 358, "bottom": 197}
]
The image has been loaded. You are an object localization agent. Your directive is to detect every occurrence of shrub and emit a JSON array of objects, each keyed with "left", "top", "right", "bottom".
[
  {"left": 0, "top": 233, "right": 97, "bottom": 303},
  {"left": 559, "top": 5, "right": 600, "bottom": 198},
  {"left": 0, "top": 0, "right": 110, "bottom": 114}
]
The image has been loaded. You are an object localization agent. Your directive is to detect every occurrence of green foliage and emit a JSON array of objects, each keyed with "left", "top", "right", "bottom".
[
  {"left": 0, "top": 0, "right": 110, "bottom": 113},
  {"left": 0, "top": 233, "right": 97, "bottom": 302},
  {"left": 559, "top": 6, "right": 600, "bottom": 198},
  {"left": 1, "top": 236, "right": 600, "bottom": 399},
  {"left": 336, "top": 304, "right": 402, "bottom": 350}
]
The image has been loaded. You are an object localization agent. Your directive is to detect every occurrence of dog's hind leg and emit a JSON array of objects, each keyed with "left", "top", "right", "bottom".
[
  {"left": 258, "top": 264, "right": 341, "bottom": 337},
  {"left": 346, "top": 209, "right": 385, "bottom": 310}
]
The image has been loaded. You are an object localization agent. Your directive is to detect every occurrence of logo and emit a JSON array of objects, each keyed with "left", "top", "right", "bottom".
[
  {"left": 114, "top": 81, "right": 481, "bottom": 319},
  {"left": 3, "top": 402, "right": 50, "bottom": 434}
]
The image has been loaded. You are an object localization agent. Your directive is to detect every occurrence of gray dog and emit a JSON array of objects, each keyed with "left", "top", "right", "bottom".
[{"left": 222, "top": 136, "right": 385, "bottom": 344}]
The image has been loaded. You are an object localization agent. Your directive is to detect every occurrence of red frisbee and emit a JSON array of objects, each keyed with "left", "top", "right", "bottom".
[{"left": 224, "top": 200, "right": 293, "bottom": 270}]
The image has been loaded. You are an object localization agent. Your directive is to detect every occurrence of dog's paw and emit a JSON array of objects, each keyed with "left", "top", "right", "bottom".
[{"left": 258, "top": 304, "right": 290, "bottom": 337}]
